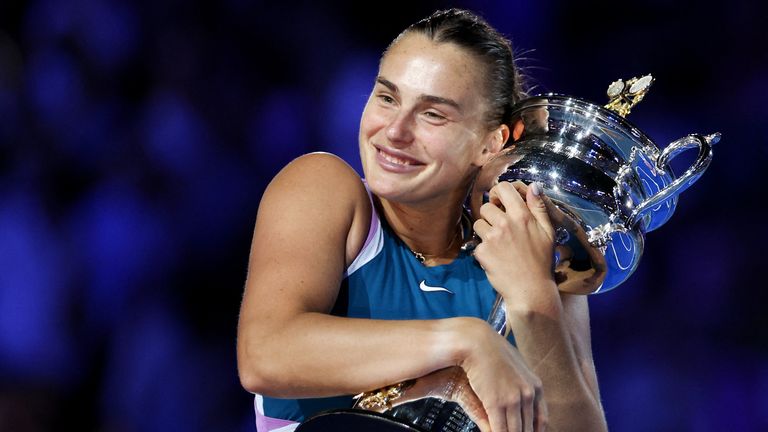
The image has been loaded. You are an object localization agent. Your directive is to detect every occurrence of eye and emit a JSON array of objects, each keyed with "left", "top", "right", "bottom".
[
  {"left": 421, "top": 110, "right": 448, "bottom": 125},
  {"left": 377, "top": 94, "right": 395, "bottom": 104},
  {"left": 424, "top": 111, "right": 445, "bottom": 119}
]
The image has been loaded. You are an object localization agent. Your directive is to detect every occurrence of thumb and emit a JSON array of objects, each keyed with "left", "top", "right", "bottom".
[
  {"left": 527, "top": 182, "right": 555, "bottom": 237},
  {"left": 453, "top": 385, "right": 490, "bottom": 432},
  {"left": 443, "top": 370, "right": 490, "bottom": 432}
]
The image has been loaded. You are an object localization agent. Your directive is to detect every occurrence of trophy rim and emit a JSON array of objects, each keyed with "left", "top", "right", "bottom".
[
  {"left": 512, "top": 93, "right": 658, "bottom": 152},
  {"left": 296, "top": 408, "right": 427, "bottom": 432}
]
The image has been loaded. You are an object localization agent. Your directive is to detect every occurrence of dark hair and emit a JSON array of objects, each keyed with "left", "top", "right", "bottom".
[{"left": 386, "top": 8, "right": 527, "bottom": 130}]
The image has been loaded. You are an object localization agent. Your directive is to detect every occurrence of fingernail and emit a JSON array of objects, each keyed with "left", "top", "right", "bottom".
[{"left": 531, "top": 181, "right": 542, "bottom": 196}]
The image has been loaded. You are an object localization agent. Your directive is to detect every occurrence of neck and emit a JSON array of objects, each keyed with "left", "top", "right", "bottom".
[{"left": 377, "top": 192, "right": 467, "bottom": 265}]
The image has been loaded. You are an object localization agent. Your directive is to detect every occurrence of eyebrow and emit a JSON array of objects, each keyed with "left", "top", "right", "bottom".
[{"left": 376, "top": 77, "right": 463, "bottom": 113}]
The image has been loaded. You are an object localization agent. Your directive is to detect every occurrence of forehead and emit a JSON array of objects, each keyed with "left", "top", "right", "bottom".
[{"left": 380, "top": 33, "right": 487, "bottom": 110}]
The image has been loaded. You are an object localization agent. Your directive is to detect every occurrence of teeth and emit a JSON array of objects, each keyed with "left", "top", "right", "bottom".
[{"left": 380, "top": 149, "right": 412, "bottom": 165}]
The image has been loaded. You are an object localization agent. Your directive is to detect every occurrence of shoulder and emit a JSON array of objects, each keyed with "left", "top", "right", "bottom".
[
  {"left": 260, "top": 152, "right": 372, "bottom": 266},
  {"left": 283, "top": 151, "right": 356, "bottom": 173},
  {"left": 268, "top": 152, "right": 365, "bottom": 197}
]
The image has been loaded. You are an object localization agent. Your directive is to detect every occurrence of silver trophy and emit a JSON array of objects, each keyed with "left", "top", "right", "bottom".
[
  {"left": 297, "top": 76, "right": 719, "bottom": 432},
  {"left": 469, "top": 74, "right": 719, "bottom": 296}
]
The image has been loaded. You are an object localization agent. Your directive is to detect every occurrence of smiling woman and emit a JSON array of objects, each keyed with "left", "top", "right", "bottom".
[
  {"left": 359, "top": 36, "right": 497, "bottom": 209},
  {"left": 237, "top": 8, "right": 607, "bottom": 432}
]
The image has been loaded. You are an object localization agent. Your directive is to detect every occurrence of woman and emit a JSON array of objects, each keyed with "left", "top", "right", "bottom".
[{"left": 237, "top": 8, "right": 607, "bottom": 432}]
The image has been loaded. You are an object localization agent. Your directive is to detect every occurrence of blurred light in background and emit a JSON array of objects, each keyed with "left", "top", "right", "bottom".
[{"left": 1, "top": 0, "right": 765, "bottom": 430}]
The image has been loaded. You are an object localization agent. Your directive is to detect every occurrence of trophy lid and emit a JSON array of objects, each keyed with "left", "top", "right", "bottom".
[{"left": 603, "top": 74, "right": 654, "bottom": 117}]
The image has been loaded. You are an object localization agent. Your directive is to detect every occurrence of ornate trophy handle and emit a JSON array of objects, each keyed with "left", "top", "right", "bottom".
[{"left": 627, "top": 132, "right": 720, "bottom": 228}]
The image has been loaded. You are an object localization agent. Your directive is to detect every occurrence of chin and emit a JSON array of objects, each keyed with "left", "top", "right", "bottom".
[{"left": 364, "top": 174, "right": 403, "bottom": 199}]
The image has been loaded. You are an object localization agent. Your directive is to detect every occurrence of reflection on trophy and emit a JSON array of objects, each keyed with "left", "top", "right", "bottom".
[
  {"left": 297, "top": 76, "right": 719, "bottom": 432},
  {"left": 471, "top": 74, "right": 719, "bottom": 295}
]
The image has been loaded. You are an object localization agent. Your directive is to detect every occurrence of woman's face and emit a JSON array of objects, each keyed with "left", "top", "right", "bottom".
[{"left": 359, "top": 33, "right": 504, "bottom": 206}]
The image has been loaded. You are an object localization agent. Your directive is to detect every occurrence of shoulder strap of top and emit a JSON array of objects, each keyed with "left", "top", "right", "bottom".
[{"left": 344, "top": 179, "right": 384, "bottom": 277}]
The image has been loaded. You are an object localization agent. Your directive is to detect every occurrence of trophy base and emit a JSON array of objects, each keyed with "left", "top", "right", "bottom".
[{"left": 296, "top": 408, "right": 426, "bottom": 432}]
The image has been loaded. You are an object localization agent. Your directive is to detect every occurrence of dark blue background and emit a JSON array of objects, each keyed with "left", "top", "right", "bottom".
[{"left": 1, "top": 0, "right": 765, "bottom": 430}]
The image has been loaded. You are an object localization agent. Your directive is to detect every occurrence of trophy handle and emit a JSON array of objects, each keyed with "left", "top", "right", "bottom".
[
  {"left": 486, "top": 295, "right": 508, "bottom": 335},
  {"left": 628, "top": 132, "right": 719, "bottom": 228}
]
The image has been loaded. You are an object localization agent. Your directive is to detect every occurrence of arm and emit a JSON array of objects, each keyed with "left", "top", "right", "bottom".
[
  {"left": 507, "top": 289, "right": 606, "bottom": 431},
  {"left": 473, "top": 181, "right": 607, "bottom": 431},
  {"left": 238, "top": 154, "right": 549, "bottom": 432},
  {"left": 237, "top": 153, "right": 474, "bottom": 397}
]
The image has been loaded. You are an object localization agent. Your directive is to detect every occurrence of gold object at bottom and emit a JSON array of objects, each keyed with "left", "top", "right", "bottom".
[{"left": 353, "top": 379, "right": 416, "bottom": 411}]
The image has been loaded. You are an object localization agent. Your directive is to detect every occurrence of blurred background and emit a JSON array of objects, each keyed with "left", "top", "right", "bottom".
[{"left": 0, "top": 0, "right": 765, "bottom": 430}]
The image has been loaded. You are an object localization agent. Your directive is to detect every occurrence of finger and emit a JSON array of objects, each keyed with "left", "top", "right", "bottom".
[
  {"left": 525, "top": 182, "right": 555, "bottom": 237},
  {"left": 534, "top": 389, "right": 548, "bottom": 432},
  {"left": 509, "top": 180, "right": 530, "bottom": 199},
  {"left": 513, "top": 181, "right": 570, "bottom": 231},
  {"left": 453, "top": 383, "right": 490, "bottom": 432},
  {"left": 474, "top": 417, "right": 492, "bottom": 432},
  {"left": 505, "top": 405, "right": 523, "bottom": 432},
  {"left": 488, "top": 182, "right": 528, "bottom": 216},
  {"left": 488, "top": 408, "right": 510, "bottom": 432},
  {"left": 473, "top": 218, "right": 492, "bottom": 240},
  {"left": 520, "top": 388, "right": 535, "bottom": 432},
  {"left": 478, "top": 201, "right": 507, "bottom": 228}
]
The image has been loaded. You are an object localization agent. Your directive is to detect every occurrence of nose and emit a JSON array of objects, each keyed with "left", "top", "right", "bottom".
[{"left": 385, "top": 111, "right": 415, "bottom": 146}]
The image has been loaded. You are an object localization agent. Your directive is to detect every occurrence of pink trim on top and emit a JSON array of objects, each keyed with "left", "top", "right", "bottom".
[
  {"left": 256, "top": 414, "right": 297, "bottom": 431},
  {"left": 344, "top": 180, "right": 383, "bottom": 277},
  {"left": 255, "top": 397, "right": 299, "bottom": 431}
]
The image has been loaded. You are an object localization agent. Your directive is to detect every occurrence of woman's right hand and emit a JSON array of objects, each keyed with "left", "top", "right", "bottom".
[
  {"left": 455, "top": 318, "right": 548, "bottom": 432},
  {"left": 390, "top": 318, "right": 547, "bottom": 431}
]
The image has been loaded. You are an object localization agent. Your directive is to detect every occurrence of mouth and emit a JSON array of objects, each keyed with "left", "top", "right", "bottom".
[{"left": 374, "top": 145, "right": 424, "bottom": 167}]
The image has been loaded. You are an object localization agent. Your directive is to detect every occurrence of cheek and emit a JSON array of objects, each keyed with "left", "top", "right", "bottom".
[
  {"left": 424, "top": 130, "right": 480, "bottom": 167},
  {"left": 358, "top": 107, "right": 385, "bottom": 167},
  {"left": 359, "top": 104, "right": 389, "bottom": 139}
]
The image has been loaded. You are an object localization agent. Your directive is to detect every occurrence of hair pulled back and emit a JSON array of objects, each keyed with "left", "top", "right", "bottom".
[{"left": 387, "top": 8, "right": 527, "bottom": 130}]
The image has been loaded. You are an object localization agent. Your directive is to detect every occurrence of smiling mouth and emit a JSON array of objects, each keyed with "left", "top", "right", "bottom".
[{"left": 376, "top": 147, "right": 423, "bottom": 166}]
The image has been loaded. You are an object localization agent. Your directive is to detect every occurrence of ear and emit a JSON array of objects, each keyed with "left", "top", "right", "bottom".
[
  {"left": 473, "top": 124, "right": 510, "bottom": 166},
  {"left": 512, "top": 119, "right": 525, "bottom": 141}
]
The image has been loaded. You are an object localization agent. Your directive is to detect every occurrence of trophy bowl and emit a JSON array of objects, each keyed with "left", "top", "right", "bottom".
[{"left": 469, "top": 79, "right": 719, "bottom": 294}]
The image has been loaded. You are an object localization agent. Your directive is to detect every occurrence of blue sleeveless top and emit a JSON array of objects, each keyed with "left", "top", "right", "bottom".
[{"left": 256, "top": 186, "right": 501, "bottom": 424}]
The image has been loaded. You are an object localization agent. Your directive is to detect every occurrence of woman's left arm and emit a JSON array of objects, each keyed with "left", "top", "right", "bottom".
[
  {"left": 473, "top": 181, "right": 607, "bottom": 431},
  {"left": 507, "top": 289, "right": 606, "bottom": 432}
]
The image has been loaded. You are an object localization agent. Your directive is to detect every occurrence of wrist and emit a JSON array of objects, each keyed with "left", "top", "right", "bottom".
[
  {"left": 438, "top": 317, "right": 488, "bottom": 368},
  {"left": 502, "top": 279, "right": 563, "bottom": 323}
]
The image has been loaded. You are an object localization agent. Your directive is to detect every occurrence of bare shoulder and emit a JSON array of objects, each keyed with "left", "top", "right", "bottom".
[
  {"left": 241, "top": 153, "right": 371, "bottom": 331},
  {"left": 265, "top": 153, "right": 363, "bottom": 200},
  {"left": 283, "top": 151, "right": 356, "bottom": 172},
  {"left": 258, "top": 152, "right": 372, "bottom": 269}
]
